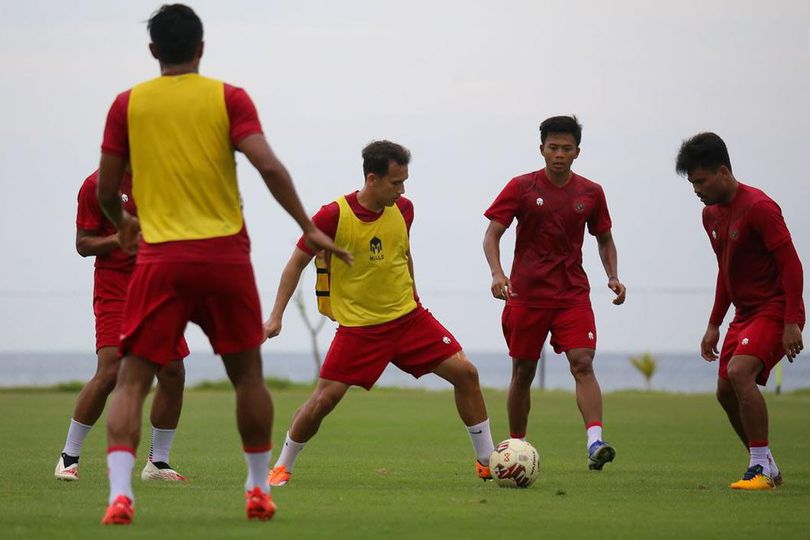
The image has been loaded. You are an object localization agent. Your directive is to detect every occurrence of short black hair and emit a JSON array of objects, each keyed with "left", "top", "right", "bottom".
[
  {"left": 147, "top": 4, "right": 203, "bottom": 64},
  {"left": 539, "top": 115, "right": 582, "bottom": 145},
  {"left": 362, "top": 140, "right": 411, "bottom": 177},
  {"left": 675, "top": 132, "right": 732, "bottom": 176}
]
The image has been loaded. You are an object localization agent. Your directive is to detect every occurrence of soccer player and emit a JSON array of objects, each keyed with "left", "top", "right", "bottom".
[
  {"left": 483, "top": 115, "right": 626, "bottom": 471},
  {"left": 676, "top": 132, "right": 804, "bottom": 490},
  {"left": 96, "top": 4, "right": 349, "bottom": 525},
  {"left": 264, "top": 140, "right": 495, "bottom": 486},
  {"left": 54, "top": 169, "right": 188, "bottom": 483}
]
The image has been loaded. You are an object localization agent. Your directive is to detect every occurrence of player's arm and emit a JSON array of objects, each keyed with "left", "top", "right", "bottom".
[
  {"left": 772, "top": 240, "right": 804, "bottom": 360},
  {"left": 483, "top": 220, "right": 514, "bottom": 300},
  {"left": 97, "top": 153, "right": 139, "bottom": 254},
  {"left": 595, "top": 231, "right": 626, "bottom": 305},
  {"left": 237, "top": 135, "right": 352, "bottom": 265},
  {"left": 702, "top": 272, "right": 731, "bottom": 362},
  {"left": 76, "top": 229, "right": 120, "bottom": 257},
  {"left": 264, "top": 247, "right": 315, "bottom": 341}
]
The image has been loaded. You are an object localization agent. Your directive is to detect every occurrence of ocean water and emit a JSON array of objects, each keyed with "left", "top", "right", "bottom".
[{"left": 1, "top": 350, "right": 808, "bottom": 393}]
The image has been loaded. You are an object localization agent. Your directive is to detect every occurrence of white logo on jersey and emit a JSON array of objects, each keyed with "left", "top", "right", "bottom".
[
  {"left": 741, "top": 337, "right": 749, "bottom": 346},
  {"left": 711, "top": 230, "right": 717, "bottom": 239},
  {"left": 121, "top": 194, "right": 129, "bottom": 203},
  {"left": 536, "top": 197, "right": 544, "bottom": 206},
  {"left": 588, "top": 332, "right": 594, "bottom": 340},
  {"left": 443, "top": 336, "right": 451, "bottom": 345}
]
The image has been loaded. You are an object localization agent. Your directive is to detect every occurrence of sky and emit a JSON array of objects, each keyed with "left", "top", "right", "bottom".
[{"left": 0, "top": 0, "right": 808, "bottom": 355}]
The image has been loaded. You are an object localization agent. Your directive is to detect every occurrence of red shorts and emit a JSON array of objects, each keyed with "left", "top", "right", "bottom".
[
  {"left": 719, "top": 317, "right": 798, "bottom": 386},
  {"left": 93, "top": 268, "right": 130, "bottom": 351},
  {"left": 502, "top": 304, "right": 597, "bottom": 361},
  {"left": 120, "top": 262, "right": 261, "bottom": 365},
  {"left": 321, "top": 306, "right": 462, "bottom": 390}
]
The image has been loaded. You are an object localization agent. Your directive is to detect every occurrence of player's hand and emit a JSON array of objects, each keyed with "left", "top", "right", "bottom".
[
  {"left": 783, "top": 323, "right": 803, "bottom": 362},
  {"left": 263, "top": 316, "right": 282, "bottom": 342},
  {"left": 304, "top": 229, "right": 353, "bottom": 266},
  {"left": 608, "top": 277, "right": 626, "bottom": 305},
  {"left": 701, "top": 324, "right": 721, "bottom": 362},
  {"left": 490, "top": 272, "right": 515, "bottom": 301},
  {"left": 117, "top": 212, "right": 140, "bottom": 255}
]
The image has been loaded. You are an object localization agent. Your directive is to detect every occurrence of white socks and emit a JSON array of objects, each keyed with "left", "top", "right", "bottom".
[
  {"left": 275, "top": 432, "right": 307, "bottom": 471},
  {"left": 586, "top": 424, "right": 603, "bottom": 449},
  {"left": 148, "top": 426, "right": 177, "bottom": 464},
  {"left": 467, "top": 419, "right": 495, "bottom": 465},
  {"left": 767, "top": 450, "right": 780, "bottom": 478},
  {"left": 107, "top": 449, "right": 136, "bottom": 504},
  {"left": 244, "top": 449, "right": 272, "bottom": 493},
  {"left": 749, "top": 445, "right": 770, "bottom": 474},
  {"left": 62, "top": 418, "right": 93, "bottom": 457}
]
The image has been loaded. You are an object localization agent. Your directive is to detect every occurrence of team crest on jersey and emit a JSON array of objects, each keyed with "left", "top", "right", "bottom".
[
  {"left": 121, "top": 194, "right": 129, "bottom": 203},
  {"left": 588, "top": 332, "right": 594, "bottom": 340},
  {"left": 369, "top": 237, "right": 384, "bottom": 261},
  {"left": 443, "top": 336, "right": 452, "bottom": 345},
  {"left": 536, "top": 197, "right": 544, "bottom": 206},
  {"left": 729, "top": 229, "right": 739, "bottom": 240},
  {"left": 741, "top": 337, "right": 749, "bottom": 346},
  {"left": 574, "top": 201, "right": 585, "bottom": 213},
  {"left": 712, "top": 230, "right": 717, "bottom": 239}
]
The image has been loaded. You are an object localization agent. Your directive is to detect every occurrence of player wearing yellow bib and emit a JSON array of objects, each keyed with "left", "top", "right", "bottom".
[{"left": 264, "top": 141, "right": 495, "bottom": 486}]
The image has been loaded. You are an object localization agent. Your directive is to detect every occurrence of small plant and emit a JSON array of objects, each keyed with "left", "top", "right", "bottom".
[{"left": 629, "top": 352, "right": 658, "bottom": 391}]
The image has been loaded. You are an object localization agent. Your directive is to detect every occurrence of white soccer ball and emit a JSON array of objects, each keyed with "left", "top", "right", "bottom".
[{"left": 489, "top": 438, "right": 540, "bottom": 488}]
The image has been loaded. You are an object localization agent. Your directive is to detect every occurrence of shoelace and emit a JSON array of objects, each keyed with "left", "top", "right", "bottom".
[{"left": 742, "top": 465, "right": 764, "bottom": 480}]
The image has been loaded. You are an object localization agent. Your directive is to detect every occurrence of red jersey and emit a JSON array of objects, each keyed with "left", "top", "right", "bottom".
[
  {"left": 296, "top": 192, "right": 414, "bottom": 255},
  {"left": 100, "top": 80, "right": 262, "bottom": 263},
  {"left": 484, "top": 169, "right": 612, "bottom": 308},
  {"left": 76, "top": 171, "right": 136, "bottom": 272},
  {"left": 703, "top": 183, "right": 804, "bottom": 323}
]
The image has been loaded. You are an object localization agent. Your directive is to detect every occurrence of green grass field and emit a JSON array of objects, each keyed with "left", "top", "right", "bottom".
[{"left": 2, "top": 386, "right": 810, "bottom": 539}]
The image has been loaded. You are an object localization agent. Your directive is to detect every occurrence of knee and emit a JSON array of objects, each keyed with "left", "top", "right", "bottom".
[
  {"left": 95, "top": 367, "right": 120, "bottom": 394},
  {"left": 569, "top": 354, "right": 595, "bottom": 379},
  {"left": 157, "top": 361, "right": 186, "bottom": 388},
  {"left": 512, "top": 362, "right": 536, "bottom": 386},
  {"left": 455, "top": 360, "right": 481, "bottom": 390},
  {"left": 726, "top": 362, "right": 756, "bottom": 388},
  {"left": 310, "top": 391, "right": 341, "bottom": 418}
]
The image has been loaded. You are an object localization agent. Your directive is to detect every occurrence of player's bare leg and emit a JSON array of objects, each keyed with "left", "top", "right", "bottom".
[
  {"left": 222, "top": 348, "right": 276, "bottom": 519},
  {"left": 727, "top": 354, "right": 776, "bottom": 489},
  {"left": 56, "top": 347, "right": 121, "bottom": 480},
  {"left": 103, "top": 355, "right": 158, "bottom": 524},
  {"left": 432, "top": 351, "right": 488, "bottom": 425},
  {"left": 716, "top": 377, "right": 749, "bottom": 448},
  {"left": 433, "top": 350, "right": 494, "bottom": 479},
  {"left": 269, "top": 378, "right": 349, "bottom": 486},
  {"left": 566, "top": 348, "right": 614, "bottom": 470},
  {"left": 507, "top": 358, "right": 537, "bottom": 438},
  {"left": 73, "top": 347, "right": 121, "bottom": 425},
  {"left": 288, "top": 379, "right": 349, "bottom": 443},
  {"left": 141, "top": 360, "right": 186, "bottom": 481}
]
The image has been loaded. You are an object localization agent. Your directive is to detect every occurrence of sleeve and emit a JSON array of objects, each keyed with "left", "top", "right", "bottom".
[
  {"left": 296, "top": 202, "right": 340, "bottom": 255},
  {"left": 587, "top": 185, "right": 612, "bottom": 236},
  {"left": 748, "top": 200, "right": 791, "bottom": 251},
  {"left": 396, "top": 197, "right": 414, "bottom": 234},
  {"left": 709, "top": 272, "right": 732, "bottom": 326},
  {"left": 76, "top": 177, "right": 103, "bottom": 231},
  {"left": 224, "top": 84, "right": 264, "bottom": 147},
  {"left": 771, "top": 241, "right": 805, "bottom": 324},
  {"left": 100, "top": 91, "right": 130, "bottom": 157},
  {"left": 484, "top": 179, "right": 521, "bottom": 227}
]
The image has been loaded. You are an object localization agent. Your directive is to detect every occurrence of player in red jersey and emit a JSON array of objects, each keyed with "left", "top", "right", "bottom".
[
  {"left": 483, "top": 115, "right": 626, "bottom": 471},
  {"left": 54, "top": 170, "right": 188, "bottom": 484},
  {"left": 264, "top": 141, "right": 495, "bottom": 487},
  {"left": 96, "top": 4, "right": 349, "bottom": 525},
  {"left": 677, "top": 132, "right": 804, "bottom": 490}
]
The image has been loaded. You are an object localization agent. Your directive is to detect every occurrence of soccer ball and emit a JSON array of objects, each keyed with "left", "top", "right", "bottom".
[{"left": 489, "top": 438, "right": 540, "bottom": 488}]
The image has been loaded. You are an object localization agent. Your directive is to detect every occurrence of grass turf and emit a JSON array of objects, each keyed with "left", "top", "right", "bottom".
[{"left": 2, "top": 387, "right": 810, "bottom": 538}]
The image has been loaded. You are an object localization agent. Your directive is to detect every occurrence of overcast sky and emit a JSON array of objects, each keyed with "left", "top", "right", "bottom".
[{"left": 0, "top": 0, "right": 808, "bottom": 355}]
